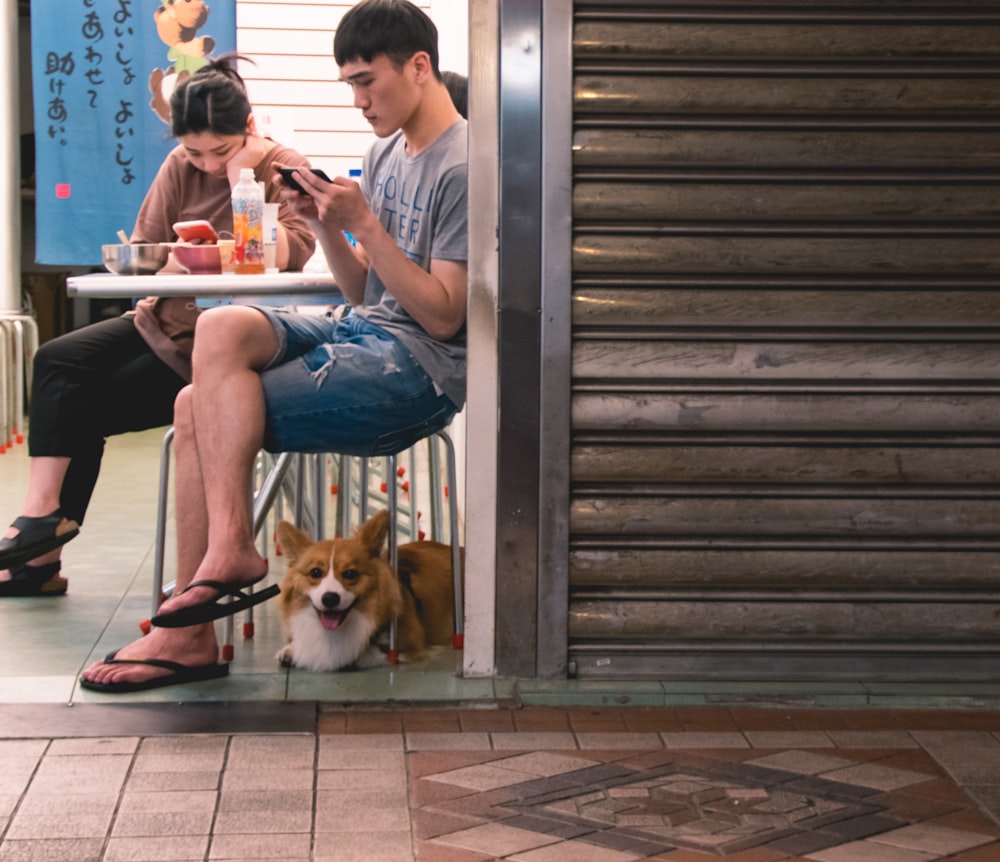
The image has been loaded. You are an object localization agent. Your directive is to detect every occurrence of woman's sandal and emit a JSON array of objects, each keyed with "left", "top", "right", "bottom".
[
  {"left": 0, "top": 510, "right": 80, "bottom": 569},
  {"left": 0, "top": 561, "right": 67, "bottom": 597}
]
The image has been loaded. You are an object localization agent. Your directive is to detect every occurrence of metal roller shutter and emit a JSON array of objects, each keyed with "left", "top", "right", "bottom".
[{"left": 568, "top": 0, "right": 1000, "bottom": 680}]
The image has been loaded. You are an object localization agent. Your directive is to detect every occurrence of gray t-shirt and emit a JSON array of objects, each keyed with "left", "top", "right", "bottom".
[{"left": 353, "top": 118, "right": 468, "bottom": 408}]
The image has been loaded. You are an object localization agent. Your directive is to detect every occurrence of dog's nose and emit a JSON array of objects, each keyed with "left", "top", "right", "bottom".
[{"left": 321, "top": 592, "right": 341, "bottom": 609}]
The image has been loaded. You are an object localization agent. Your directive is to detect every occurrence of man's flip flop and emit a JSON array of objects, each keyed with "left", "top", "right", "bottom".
[
  {"left": 78, "top": 651, "right": 229, "bottom": 693},
  {"left": 0, "top": 510, "right": 80, "bottom": 569},
  {"left": 150, "top": 575, "right": 280, "bottom": 628}
]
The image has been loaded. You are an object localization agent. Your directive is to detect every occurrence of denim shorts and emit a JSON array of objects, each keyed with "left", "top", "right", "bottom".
[{"left": 254, "top": 307, "right": 458, "bottom": 456}]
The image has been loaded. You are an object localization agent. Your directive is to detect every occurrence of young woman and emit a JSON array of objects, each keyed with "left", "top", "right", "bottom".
[{"left": 0, "top": 56, "right": 316, "bottom": 596}]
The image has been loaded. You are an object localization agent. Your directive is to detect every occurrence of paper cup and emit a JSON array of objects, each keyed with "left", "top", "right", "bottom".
[
  {"left": 262, "top": 203, "right": 279, "bottom": 272},
  {"left": 217, "top": 239, "right": 236, "bottom": 272}
]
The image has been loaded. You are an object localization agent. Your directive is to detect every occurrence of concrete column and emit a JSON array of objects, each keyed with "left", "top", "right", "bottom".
[{"left": 0, "top": 0, "right": 21, "bottom": 314}]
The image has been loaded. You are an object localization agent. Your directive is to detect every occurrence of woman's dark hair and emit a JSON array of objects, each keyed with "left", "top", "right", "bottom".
[
  {"left": 170, "top": 54, "right": 254, "bottom": 137},
  {"left": 334, "top": 0, "right": 440, "bottom": 78}
]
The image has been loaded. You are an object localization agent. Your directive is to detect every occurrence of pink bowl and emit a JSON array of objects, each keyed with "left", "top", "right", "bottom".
[{"left": 172, "top": 243, "right": 222, "bottom": 275}]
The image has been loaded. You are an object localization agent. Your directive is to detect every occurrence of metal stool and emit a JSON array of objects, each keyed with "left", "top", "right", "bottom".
[
  {"left": 146, "top": 428, "right": 464, "bottom": 660},
  {"left": 0, "top": 314, "right": 38, "bottom": 452}
]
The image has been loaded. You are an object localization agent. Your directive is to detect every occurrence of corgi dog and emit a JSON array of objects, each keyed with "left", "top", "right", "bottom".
[{"left": 274, "top": 510, "right": 459, "bottom": 671}]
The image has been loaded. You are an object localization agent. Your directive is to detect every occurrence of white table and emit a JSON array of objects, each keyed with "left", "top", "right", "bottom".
[{"left": 66, "top": 270, "right": 342, "bottom": 306}]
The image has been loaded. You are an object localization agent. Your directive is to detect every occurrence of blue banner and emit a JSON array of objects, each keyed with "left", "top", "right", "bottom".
[{"left": 30, "top": 0, "right": 236, "bottom": 265}]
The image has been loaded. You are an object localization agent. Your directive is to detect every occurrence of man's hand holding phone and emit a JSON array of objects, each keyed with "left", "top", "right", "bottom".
[
  {"left": 278, "top": 167, "right": 333, "bottom": 195},
  {"left": 278, "top": 165, "right": 371, "bottom": 266}
]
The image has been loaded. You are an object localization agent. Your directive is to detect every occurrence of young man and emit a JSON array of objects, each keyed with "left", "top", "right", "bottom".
[{"left": 81, "top": 0, "right": 468, "bottom": 692}]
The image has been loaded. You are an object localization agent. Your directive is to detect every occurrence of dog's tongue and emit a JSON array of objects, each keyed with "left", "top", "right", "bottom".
[{"left": 319, "top": 609, "right": 349, "bottom": 631}]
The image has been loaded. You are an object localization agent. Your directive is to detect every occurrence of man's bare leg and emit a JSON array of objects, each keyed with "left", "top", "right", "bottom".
[
  {"left": 155, "top": 306, "right": 279, "bottom": 614},
  {"left": 80, "top": 306, "right": 280, "bottom": 687},
  {"left": 79, "top": 386, "right": 217, "bottom": 687}
]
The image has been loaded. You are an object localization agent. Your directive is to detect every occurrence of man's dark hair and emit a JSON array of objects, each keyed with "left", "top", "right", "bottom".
[{"left": 334, "top": 0, "right": 441, "bottom": 79}]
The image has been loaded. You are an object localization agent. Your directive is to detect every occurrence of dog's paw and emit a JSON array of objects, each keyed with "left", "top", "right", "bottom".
[
  {"left": 276, "top": 644, "right": 295, "bottom": 668},
  {"left": 398, "top": 643, "right": 444, "bottom": 664},
  {"left": 355, "top": 644, "right": 390, "bottom": 668}
]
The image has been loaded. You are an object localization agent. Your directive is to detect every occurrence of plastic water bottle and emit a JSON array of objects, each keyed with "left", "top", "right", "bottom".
[
  {"left": 232, "top": 168, "right": 265, "bottom": 274},
  {"left": 344, "top": 167, "right": 362, "bottom": 247}
]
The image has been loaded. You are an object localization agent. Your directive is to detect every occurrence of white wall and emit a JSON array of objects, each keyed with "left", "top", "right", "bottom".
[
  {"left": 432, "top": 0, "right": 470, "bottom": 77},
  {"left": 236, "top": 1, "right": 468, "bottom": 179}
]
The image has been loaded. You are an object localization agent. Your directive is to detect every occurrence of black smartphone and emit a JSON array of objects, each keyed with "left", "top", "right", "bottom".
[{"left": 278, "top": 167, "right": 332, "bottom": 194}]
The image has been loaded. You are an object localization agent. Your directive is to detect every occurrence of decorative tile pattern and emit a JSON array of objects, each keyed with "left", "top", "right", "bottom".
[
  {"left": 408, "top": 724, "right": 1000, "bottom": 860},
  {"left": 424, "top": 755, "right": 899, "bottom": 857},
  {"left": 1, "top": 708, "right": 1000, "bottom": 860}
]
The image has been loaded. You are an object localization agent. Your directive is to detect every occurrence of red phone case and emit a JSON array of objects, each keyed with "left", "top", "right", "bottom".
[{"left": 172, "top": 220, "right": 218, "bottom": 243}]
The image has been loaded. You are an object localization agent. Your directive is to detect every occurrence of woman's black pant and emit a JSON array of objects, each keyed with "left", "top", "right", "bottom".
[{"left": 27, "top": 315, "right": 186, "bottom": 526}]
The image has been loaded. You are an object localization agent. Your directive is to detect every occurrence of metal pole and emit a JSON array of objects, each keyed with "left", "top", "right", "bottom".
[
  {"left": 0, "top": 1, "right": 35, "bottom": 449},
  {"left": 0, "top": 0, "right": 21, "bottom": 314}
]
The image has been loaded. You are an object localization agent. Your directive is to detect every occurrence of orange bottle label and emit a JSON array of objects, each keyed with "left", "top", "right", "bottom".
[{"left": 233, "top": 211, "right": 264, "bottom": 274}]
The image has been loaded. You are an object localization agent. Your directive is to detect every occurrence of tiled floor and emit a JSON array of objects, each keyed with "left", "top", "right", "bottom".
[
  {"left": 2, "top": 428, "right": 1000, "bottom": 860},
  {"left": 1, "top": 704, "right": 1000, "bottom": 861},
  {"left": 0, "top": 426, "right": 504, "bottom": 708}
]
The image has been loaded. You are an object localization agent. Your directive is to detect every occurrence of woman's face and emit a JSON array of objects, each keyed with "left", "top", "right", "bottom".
[{"left": 179, "top": 131, "right": 247, "bottom": 178}]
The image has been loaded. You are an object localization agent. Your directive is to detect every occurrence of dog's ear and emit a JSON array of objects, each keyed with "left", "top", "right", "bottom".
[
  {"left": 275, "top": 520, "right": 313, "bottom": 564},
  {"left": 357, "top": 509, "right": 390, "bottom": 557}
]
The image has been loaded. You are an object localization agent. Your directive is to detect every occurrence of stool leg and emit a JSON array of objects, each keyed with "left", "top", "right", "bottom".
[
  {"left": 20, "top": 316, "right": 38, "bottom": 411},
  {"left": 241, "top": 451, "right": 269, "bottom": 642},
  {"left": 293, "top": 453, "right": 307, "bottom": 527},
  {"left": 336, "top": 454, "right": 353, "bottom": 538},
  {"left": 222, "top": 614, "right": 235, "bottom": 660},
  {"left": 386, "top": 452, "right": 400, "bottom": 664},
  {"left": 251, "top": 452, "right": 295, "bottom": 535},
  {"left": 140, "top": 427, "right": 175, "bottom": 634},
  {"left": 407, "top": 446, "right": 419, "bottom": 540},
  {"left": 239, "top": 451, "right": 297, "bottom": 646},
  {"left": 10, "top": 321, "right": 24, "bottom": 444},
  {"left": 0, "top": 323, "right": 9, "bottom": 452},
  {"left": 428, "top": 435, "right": 444, "bottom": 541},
  {"left": 313, "top": 454, "right": 327, "bottom": 540},
  {"left": 153, "top": 426, "right": 174, "bottom": 608},
  {"left": 359, "top": 458, "right": 370, "bottom": 519},
  {"left": 245, "top": 489, "right": 271, "bottom": 641},
  {"left": 437, "top": 431, "right": 464, "bottom": 648},
  {"left": 271, "top": 453, "right": 285, "bottom": 524}
]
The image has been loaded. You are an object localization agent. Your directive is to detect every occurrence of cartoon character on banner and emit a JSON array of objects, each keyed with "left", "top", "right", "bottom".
[{"left": 148, "top": 0, "right": 217, "bottom": 124}]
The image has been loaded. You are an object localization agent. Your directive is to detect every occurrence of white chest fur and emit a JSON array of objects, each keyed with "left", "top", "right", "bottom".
[{"left": 281, "top": 606, "right": 382, "bottom": 671}]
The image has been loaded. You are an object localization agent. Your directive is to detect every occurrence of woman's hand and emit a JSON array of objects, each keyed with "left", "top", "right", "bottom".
[{"left": 225, "top": 134, "right": 274, "bottom": 187}]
